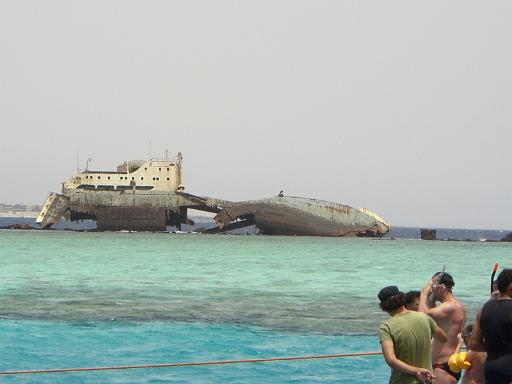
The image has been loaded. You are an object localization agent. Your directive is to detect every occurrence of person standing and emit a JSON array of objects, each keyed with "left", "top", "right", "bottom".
[
  {"left": 461, "top": 324, "right": 486, "bottom": 384},
  {"left": 470, "top": 268, "right": 512, "bottom": 384},
  {"left": 405, "top": 290, "right": 421, "bottom": 311},
  {"left": 378, "top": 285, "right": 447, "bottom": 384},
  {"left": 419, "top": 271, "right": 466, "bottom": 384}
]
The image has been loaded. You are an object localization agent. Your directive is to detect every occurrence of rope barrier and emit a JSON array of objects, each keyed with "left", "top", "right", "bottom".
[{"left": 0, "top": 351, "right": 383, "bottom": 376}]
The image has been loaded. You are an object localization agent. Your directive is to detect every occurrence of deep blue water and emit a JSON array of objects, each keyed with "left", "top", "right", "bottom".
[{"left": 0, "top": 320, "right": 386, "bottom": 383}]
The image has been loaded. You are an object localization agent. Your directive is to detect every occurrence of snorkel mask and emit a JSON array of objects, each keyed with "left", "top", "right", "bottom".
[{"left": 432, "top": 265, "right": 447, "bottom": 289}]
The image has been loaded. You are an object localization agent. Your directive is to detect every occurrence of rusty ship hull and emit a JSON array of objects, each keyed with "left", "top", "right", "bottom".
[
  {"left": 37, "top": 190, "right": 211, "bottom": 231},
  {"left": 38, "top": 191, "right": 390, "bottom": 237},
  {"left": 206, "top": 196, "right": 390, "bottom": 237}
]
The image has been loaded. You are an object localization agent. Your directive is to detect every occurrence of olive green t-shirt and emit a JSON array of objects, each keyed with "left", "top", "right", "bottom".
[{"left": 379, "top": 310, "right": 438, "bottom": 384}]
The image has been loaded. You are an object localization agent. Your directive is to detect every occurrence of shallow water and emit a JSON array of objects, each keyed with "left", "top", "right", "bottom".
[{"left": 0, "top": 230, "right": 510, "bottom": 382}]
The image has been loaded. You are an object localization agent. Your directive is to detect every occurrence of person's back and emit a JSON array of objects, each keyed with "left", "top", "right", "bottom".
[
  {"left": 470, "top": 268, "right": 512, "bottom": 384},
  {"left": 479, "top": 298, "right": 512, "bottom": 382},
  {"left": 462, "top": 350, "right": 486, "bottom": 384},
  {"left": 380, "top": 311, "right": 436, "bottom": 383},
  {"left": 378, "top": 285, "right": 446, "bottom": 384}
]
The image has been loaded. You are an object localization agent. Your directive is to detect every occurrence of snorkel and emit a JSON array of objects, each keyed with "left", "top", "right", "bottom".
[
  {"left": 437, "top": 265, "right": 446, "bottom": 285},
  {"left": 491, "top": 262, "right": 499, "bottom": 295},
  {"left": 429, "top": 265, "right": 446, "bottom": 303}
]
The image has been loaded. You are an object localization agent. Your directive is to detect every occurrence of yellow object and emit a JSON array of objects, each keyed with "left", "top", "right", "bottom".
[{"left": 448, "top": 352, "right": 471, "bottom": 373}]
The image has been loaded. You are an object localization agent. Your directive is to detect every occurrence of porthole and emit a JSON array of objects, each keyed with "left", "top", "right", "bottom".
[
  {"left": 97, "top": 176, "right": 101, "bottom": 179},
  {"left": 141, "top": 177, "right": 144, "bottom": 181},
  {"left": 167, "top": 168, "right": 169, "bottom": 171},
  {"left": 108, "top": 176, "right": 111, "bottom": 180},
  {"left": 166, "top": 178, "right": 170, "bottom": 181},
  {"left": 159, "top": 168, "right": 161, "bottom": 171}
]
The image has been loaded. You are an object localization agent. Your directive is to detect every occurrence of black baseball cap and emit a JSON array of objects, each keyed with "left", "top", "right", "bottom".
[{"left": 378, "top": 286, "right": 400, "bottom": 302}]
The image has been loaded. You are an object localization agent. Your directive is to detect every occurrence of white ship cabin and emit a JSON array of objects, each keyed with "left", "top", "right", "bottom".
[{"left": 63, "top": 155, "right": 184, "bottom": 192}]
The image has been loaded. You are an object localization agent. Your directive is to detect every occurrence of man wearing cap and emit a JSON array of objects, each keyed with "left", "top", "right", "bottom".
[
  {"left": 419, "top": 272, "right": 466, "bottom": 384},
  {"left": 378, "top": 285, "right": 447, "bottom": 384}
]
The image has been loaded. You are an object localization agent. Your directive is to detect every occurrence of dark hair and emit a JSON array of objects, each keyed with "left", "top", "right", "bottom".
[
  {"left": 433, "top": 271, "right": 455, "bottom": 291},
  {"left": 496, "top": 269, "right": 512, "bottom": 293},
  {"left": 462, "top": 324, "right": 473, "bottom": 338},
  {"left": 380, "top": 292, "right": 406, "bottom": 312},
  {"left": 405, "top": 290, "right": 420, "bottom": 306}
]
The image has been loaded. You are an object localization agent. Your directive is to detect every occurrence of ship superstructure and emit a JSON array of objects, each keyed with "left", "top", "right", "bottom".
[{"left": 63, "top": 155, "right": 184, "bottom": 193}]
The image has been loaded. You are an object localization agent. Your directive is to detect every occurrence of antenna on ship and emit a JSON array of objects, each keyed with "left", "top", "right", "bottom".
[
  {"left": 149, "top": 140, "right": 152, "bottom": 161},
  {"left": 85, "top": 157, "right": 92, "bottom": 171},
  {"left": 165, "top": 149, "right": 169, "bottom": 160},
  {"left": 76, "top": 148, "right": 79, "bottom": 172}
]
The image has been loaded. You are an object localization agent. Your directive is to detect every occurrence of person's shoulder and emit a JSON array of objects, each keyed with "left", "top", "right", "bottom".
[
  {"left": 392, "top": 311, "right": 428, "bottom": 324},
  {"left": 378, "top": 319, "right": 393, "bottom": 340},
  {"left": 409, "top": 310, "right": 436, "bottom": 324},
  {"left": 485, "top": 298, "right": 512, "bottom": 311},
  {"left": 439, "top": 299, "right": 465, "bottom": 313},
  {"left": 379, "top": 317, "right": 393, "bottom": 328},
  {"left": 408, "top": 310, "right": 428, "bottom": 319}
]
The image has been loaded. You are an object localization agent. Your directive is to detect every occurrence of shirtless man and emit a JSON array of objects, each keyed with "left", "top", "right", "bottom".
[{"left": 419, "top": 272, "right": 466, "bottom": 384}]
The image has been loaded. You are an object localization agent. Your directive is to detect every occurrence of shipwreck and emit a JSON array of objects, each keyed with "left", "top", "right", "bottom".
[{"left": 37, "top": 153, "right": 390, "bottom": 237}]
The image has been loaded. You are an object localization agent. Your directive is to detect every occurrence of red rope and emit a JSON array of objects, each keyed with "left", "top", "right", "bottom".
[{"left": 0, "top": 351, "right": 382, "bottom": 375}]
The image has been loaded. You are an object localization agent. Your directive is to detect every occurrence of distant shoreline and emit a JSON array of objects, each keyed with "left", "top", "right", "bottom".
[{"left": 0, "top": 211, "right": 39, "bottom": 218}]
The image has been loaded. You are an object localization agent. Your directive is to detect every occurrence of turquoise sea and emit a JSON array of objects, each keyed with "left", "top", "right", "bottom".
[{"left": 0, "top": 230, "right": 511, "bottom": 383}]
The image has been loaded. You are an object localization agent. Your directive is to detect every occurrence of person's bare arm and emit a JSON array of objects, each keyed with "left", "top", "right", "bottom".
[
  {"left": 419, "top": 279, "right": 436, "bottom": 313},
  {"left": 381, "top": 340, "right": 435, "bottom": 383},
  {"left": 454, "top": 333, "right": 464, "bottom": 352}
]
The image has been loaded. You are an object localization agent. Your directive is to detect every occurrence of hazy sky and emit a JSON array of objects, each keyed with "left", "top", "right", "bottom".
[{"left": 1, "top": 1, "right": 510, "bottom": 229}]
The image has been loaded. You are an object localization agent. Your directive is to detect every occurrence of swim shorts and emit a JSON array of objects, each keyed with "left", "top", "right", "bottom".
[{"left": 433, "top": 362, "right": 461, "bottom": 382}]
